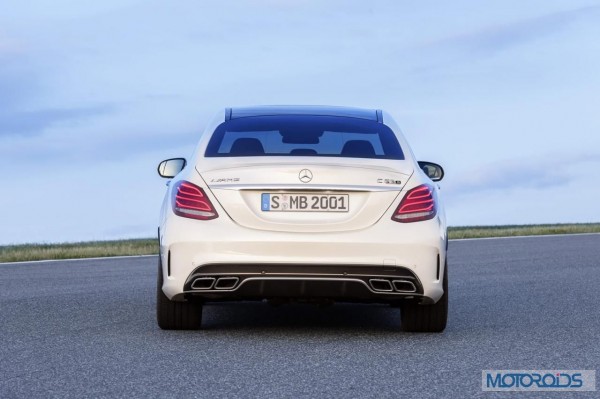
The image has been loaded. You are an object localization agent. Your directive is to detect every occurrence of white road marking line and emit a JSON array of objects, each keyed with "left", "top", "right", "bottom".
[
  {"left": 450, "top": 232, "right": 600, "bottom": 242},
  {"left": 0, "top": 254, "right": 158, "bottom": 265}
]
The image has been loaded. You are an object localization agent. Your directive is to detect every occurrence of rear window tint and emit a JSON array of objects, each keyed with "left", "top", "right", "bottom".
[{"left": 204, "top": 115, "right": 404, "bottom": 160}]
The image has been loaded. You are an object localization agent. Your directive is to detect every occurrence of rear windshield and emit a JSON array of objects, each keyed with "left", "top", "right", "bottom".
[{"left": 204, "top": 115, "right": 404, "bottom": 159}]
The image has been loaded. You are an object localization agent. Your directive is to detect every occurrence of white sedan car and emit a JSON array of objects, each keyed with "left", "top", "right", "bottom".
[{"left": 156, "top": 106, "right": 447, "bottom": 332}]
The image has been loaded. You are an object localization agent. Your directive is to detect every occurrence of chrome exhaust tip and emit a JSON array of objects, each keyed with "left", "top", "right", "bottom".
[
  {"left": 392, "top": 280, "right": 417, "bottom": 293},
  {"left": 191, "top": 277, "right": 216, "bottom": 290},
  {"left": 369, "top": 279, "right": 393, "bottom": 292},
  {"left": 214, "top": 277, "right": 239, "bottom": 290}
]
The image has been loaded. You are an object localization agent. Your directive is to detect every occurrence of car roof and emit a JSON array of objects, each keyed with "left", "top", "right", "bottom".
[{"left": 227, "top": 105, "right": 382, "bottom": 122}]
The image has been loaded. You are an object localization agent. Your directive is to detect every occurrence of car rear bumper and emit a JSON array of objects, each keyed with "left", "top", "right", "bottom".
[
  {"left": 179, "top": 263, "right": 424, "bottom": 303},
  {"left": 159, "top": 216, "right": 447, "bottom": 304}
]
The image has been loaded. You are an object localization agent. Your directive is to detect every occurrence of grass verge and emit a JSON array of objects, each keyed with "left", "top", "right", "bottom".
[
  {"left": 448, "top": 223, "right": 600, "bottom": 239},
  {"left": 1, "top": 223, "right": 599, "bottom": 263},
  {"left": 0, "top": 239, "right": 157, "bottom": 263}
]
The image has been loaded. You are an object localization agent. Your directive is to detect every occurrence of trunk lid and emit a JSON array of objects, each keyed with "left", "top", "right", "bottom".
[{"left": 197, "top": 158, "right": 413, "bottom": 232}]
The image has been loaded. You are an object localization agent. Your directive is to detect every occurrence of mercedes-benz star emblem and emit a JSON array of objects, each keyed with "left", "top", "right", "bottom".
[{"left": 298, "top": 169, "right": 313, "bottom": 183}]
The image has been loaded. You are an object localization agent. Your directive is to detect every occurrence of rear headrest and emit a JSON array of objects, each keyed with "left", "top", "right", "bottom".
[
  {"left": 229, "top": 138, "right": 265, "bottom": 156},
  {"left": 341, "top": 140, "right": 376, "bottom": 157}
]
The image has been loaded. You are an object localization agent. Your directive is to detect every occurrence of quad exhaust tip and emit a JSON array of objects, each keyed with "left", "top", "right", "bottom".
[
  {"left": 214, "top": 277, "right": 239, "bottom": 290},
  {"left": 191, "top": 276, "right": 240, "bottom": 290},
  {"left": 392, "top": 280, "right": 417, "bottom": 293},
  {"left": 369, "top": 279, "right": 417, "bottom": 293},
  {"left": 369, "top": 279, "right": 393, "bottom": 292},
  {"left": 191, "top": 277, "right": 215, "bottom": 290}
]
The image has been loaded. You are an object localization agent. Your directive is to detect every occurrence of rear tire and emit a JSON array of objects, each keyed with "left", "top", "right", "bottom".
[
  {"left": 401, "top": 258, "right": 448, "bottom": 333},
  {"left": 156, "top": 258, "right": 202, "bottom": 330}
]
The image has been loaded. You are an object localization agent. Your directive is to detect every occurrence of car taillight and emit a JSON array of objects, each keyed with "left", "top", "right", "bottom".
[
  {"left": 392, "top": 184, "right": 437, "bottom": 223},
  {"left": 171, "top": 181, "right": 218, "bottom": 220}
]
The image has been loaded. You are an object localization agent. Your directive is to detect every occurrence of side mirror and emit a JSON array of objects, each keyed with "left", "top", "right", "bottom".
[
  {"left": 157, "top": 158, "right": 187, "bottom": 178},
  {"left": 418, "top": 161, "right": 444, "bottom": 182}
]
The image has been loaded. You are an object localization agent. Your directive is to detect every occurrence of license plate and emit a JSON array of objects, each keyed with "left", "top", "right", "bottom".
[{"left": 261, "top": 193, "right": 349, "bottom": 212}]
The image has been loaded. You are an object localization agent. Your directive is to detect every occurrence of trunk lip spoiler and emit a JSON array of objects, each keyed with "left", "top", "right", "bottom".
[
  {"left": 195, "top": 162, "right": 414, "bottom": 175},
  {"left": 204, "top": 183, "right": 405, "bottom": 192}
]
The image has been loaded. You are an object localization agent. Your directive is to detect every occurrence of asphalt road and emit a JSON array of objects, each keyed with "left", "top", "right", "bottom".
[{"left": 1, "top": 234, "right": 599, "bottom": 398}]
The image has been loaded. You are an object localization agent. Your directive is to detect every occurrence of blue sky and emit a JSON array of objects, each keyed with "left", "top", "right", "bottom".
[{"left": 1, "top": 0, "right": 599, "bottom": 244}]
